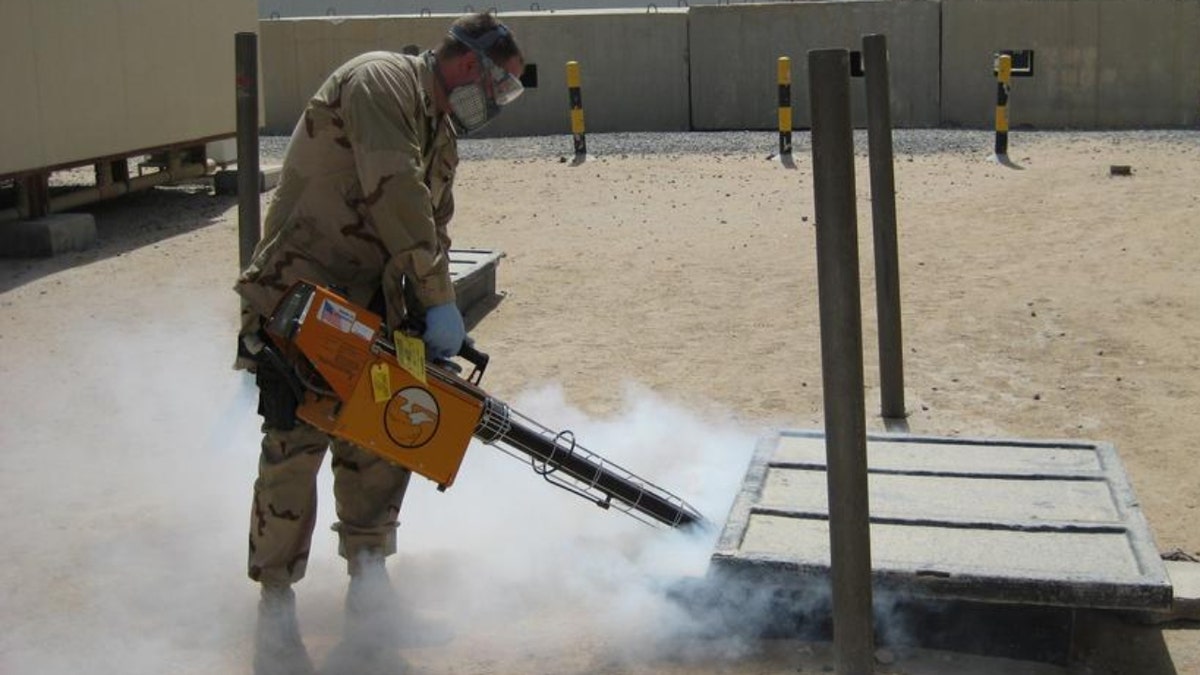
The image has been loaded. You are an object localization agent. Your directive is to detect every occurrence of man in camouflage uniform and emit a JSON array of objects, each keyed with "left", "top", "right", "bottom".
[{"left": 233, "top": 13, "right": 524, "bottom": 673}]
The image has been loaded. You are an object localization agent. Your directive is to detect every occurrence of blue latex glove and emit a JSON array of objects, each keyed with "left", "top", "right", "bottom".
[{"left": 422, "top": 302, "right": 465, "bottom": 360}]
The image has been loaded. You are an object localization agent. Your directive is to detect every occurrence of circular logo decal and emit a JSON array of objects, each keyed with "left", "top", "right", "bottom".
[{"left": 384, "top": 387, "right": 440, "bottom": 449}]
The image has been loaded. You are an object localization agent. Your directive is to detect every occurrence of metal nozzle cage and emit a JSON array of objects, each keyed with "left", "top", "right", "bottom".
[{"left": 475, "top": 398, "right": 707, "bottom": 530}]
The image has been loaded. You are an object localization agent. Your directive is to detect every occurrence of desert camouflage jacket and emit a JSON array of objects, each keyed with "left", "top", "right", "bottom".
[{"left": 235, "top": 51, "right": 457, "bottom": 343}]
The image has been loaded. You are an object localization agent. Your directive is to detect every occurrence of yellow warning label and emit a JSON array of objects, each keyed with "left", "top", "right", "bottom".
[
  {"left": 370, "top": 362, "right": 392, "bottom": 403},
  {"left": 393, "top": 331, "right": 427, "bottom": 384}
]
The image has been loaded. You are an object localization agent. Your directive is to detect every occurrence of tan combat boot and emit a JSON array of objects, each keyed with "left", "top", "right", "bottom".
[{"left": 253, "top": 584, "right": 316, "bottom": 675}]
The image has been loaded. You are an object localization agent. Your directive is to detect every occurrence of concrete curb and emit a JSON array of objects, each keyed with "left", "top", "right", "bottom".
[
  {"left": 0, "top": 213, "right": 97, "bottom": 258},
  {"left": 213, "top": 165, "right": 283, "bottom": 196}
]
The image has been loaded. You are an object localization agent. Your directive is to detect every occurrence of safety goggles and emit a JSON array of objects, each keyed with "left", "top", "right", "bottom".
[
  {"left": 481, "top": 52, "right": 524, "bottom": 106},
  {"left": 449, "top": 24, "right": 524, "bottom": 106}
]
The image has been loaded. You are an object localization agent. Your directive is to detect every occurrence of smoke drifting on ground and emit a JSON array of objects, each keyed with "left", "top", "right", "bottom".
[
  {"left": 377, "top": 381, "right": 770, "bottom": 666},
  {"left": 0, "top": 310, "right": 263, "bottom": 674},
  {"left": 0, "top": 301, "right": 770, "bottom": 674}
]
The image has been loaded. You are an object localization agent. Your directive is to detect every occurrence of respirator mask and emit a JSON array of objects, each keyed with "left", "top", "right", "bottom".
[{"left": 442, "top": 25, "right": 523, "bottom": 134}]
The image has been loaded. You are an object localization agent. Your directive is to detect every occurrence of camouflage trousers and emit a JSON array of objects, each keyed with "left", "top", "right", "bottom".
[{"left": 248, "top": 421, "right": 412, "bottom": 587}]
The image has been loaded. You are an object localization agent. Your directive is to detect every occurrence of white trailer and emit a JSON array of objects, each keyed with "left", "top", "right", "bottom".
[{"left": 0, "top": 0, "right": 258, "bottom": 220}]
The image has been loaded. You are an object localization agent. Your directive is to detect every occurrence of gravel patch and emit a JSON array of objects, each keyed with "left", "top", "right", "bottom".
[
  {"left": 260, "top": 128, "right": 1200, "bottom": 165},
  {"left": 7, "top": 128, "right": 1194, "bottom": 201}
]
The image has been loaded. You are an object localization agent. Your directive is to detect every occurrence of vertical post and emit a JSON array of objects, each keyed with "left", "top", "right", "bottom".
[
  {"left": 862, "top": 34, "right": 906, "bottom": 421},
  {"left": 994, "top": 53, "right": 1012, "bottom": 160},
  {"left": 236, "top": 31, "right": 261, "bottom": 270},
  {"left": 808, "top": 48, "right": 875, "bottom": 675},
  {"left": 566, "top": 61, "right": 586, "bottom": 158},
  {"left": 777, "top": 56, "right": 793, "bottom": 157},
  {"left": 111, "top": 159, "right": 130, "bottom": 184},
  {"left": 94, "top": 162, "right": 112, "bottom": 192},
  {"left": 19, "top": 173, "right": 50, "bottom": 219}
]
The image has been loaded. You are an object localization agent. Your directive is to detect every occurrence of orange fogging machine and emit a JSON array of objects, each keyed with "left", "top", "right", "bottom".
[{"left": 262, "top": 281, "right": 707, "bottom": 530}]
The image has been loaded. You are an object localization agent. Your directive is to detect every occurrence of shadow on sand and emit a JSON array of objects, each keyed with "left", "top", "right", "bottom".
[{"left": 0, "top": 184, "right": 236, "bottom": 294}]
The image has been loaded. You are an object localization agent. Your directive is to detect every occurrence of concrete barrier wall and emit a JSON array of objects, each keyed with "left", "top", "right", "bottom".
[
  {"left": 262, "top": 0, "right": 407, "bottom": 17},
  {"left": 260, "top": 16, "right": 452, "bottom": 135},
  {"left": 942, "top": 0, "right": 1200, "bottom": 128},
  {"left": 4, "top": 0, "right": 1197, "bottom": 179},
  {"left": 485, "top": 10, "right": 690, "bottom": 136},
  {"left": 259, "top": 2, "right": 1200, "bottom": 135},
  {"left": 689, "top": 2, "right": 942, "bottom": 130},
  {"left": 260, "top": 10, "right": 691, "bottom": 136},
  {"left": 258, "top": 0, "right": 719, "bottom": 18},
  {"left": 0, "top": 0, "right": 258, "bottom": 178}
]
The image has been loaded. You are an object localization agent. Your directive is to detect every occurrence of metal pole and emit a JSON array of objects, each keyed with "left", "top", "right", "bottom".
[
  {"left": 808, "top": 48, "right": 875, "bottom": 675},
  {"left": 566, "top": 61, "right": 587, "bottom": 158},
  {"left": 236, "top": 31, "right": 261, "bottom": 270},
  {"left": 863, "top": 34, "right": 906, "bottom": 420},
  {"left": 777, "top": 56, "right": 793, "bottom": 156},
  {"left": 994, "top": 54, "right": 1012, "bottom": 159}
]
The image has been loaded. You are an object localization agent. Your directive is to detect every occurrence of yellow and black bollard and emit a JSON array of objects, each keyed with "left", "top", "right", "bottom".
[
  {"left": 777, "top": 56, "right": 792, "bottom": 156},
  {"left": 566, "top": 60, "right": 586, "bottom": 158},
  {"left": 993, "top": 53, "right": 1012, "bottom": 159}
]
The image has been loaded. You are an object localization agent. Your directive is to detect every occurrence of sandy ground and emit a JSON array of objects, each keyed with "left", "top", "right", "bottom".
[{"left": 1, "top": 132, "right": 1197, "bottom": 674}]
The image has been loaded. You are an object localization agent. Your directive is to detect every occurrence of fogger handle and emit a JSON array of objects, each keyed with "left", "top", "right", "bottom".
[
  {"left": 456, "top": 339, "right": 489, "bottom": 385},
  {"left": 397, "top": 310, "right": 489, "bottom": 383}
]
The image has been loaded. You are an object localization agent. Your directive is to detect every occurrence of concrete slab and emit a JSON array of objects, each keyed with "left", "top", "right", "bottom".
[
  {"left": 712, "top": 430, "right": 1172, "bottom": 611},
  {"left": 0, "top": 212, "right": 96, "bottom": 257},
  {"left": 212, "top": 164, "right": 283, "bottom": 195}
]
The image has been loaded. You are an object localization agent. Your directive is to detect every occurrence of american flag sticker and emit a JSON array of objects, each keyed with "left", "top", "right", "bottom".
[{"left": 317, "top": 298, "right": 356, "bottom": 332}]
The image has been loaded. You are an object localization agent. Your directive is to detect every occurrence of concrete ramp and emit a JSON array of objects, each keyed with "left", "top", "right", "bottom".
[{"left": 712, "top": 430, "right": 1172, "bottom": 611}]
